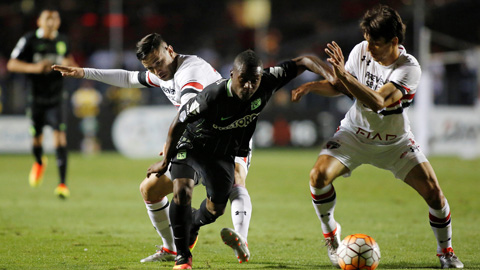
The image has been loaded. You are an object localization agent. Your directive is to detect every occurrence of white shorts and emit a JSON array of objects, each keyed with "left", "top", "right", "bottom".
[
  {"left": 233, "top": 138, "right": 253, "bottom": 176},
  {"left": 319, "top": 128, "right": 428, "bottom": 180}
]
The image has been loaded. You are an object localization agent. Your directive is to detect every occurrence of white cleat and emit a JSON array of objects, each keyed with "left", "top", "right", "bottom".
[
  {"left": 220, "top": 228, "right": 250, "bottom": 263},
  {"left": 438, "top": 248, "right": 464, "bottom": 269},
  {"left": 324, "top": 222, "right": 341, "bottom": 268},
  {"left": 140, "top": 245, "right": 176, "bottom": 262}
]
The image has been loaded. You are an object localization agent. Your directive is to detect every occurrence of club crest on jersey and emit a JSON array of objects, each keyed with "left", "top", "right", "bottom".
[
  {"left": 56, "top": 41, "right": 67, "bottom": 56},
  {"left": 324, "top": 141, "right": 341, "bottom": 149},
  {"left": 251, "top": 98, "right": 261, "bottom": 110},
  {"left": 177, "top": 150, "right": 187, "bottom": 160}
]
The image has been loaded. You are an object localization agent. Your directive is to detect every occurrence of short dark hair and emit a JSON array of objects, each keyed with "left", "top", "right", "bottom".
[
  {"left": 136, "top": 33, "right": 165, "bottom": 61},
  {"left": 360, "top": 5, "right": 406, "bottom": 44},
  {"left": 233, "top": 49, "right": 263, "bottom": 71}
]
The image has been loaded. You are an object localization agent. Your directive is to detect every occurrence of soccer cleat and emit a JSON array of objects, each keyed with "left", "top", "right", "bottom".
[
  {"left": 140, "top": 245, "right": 176, "bottom": 262},
  {"left": 324, "top": 222, "right": 341, "bottom": 268},
  {"left": 438, "top": 247, "right": 464, "bottom": 269},
  {"left": 173, "top": 254, "right": 192, "bottom": 269},
  {"left": 29, "top": 157, "right": 47, "bottom": 187},
  {"left": 54, "top": 183, "right": 70, "bottom": 199},
  {"left": 189, "top": 235, "right": 198, "bottom": 251},
  {"left": 220, "top": 228, "right": 250, "bottom": 263}
]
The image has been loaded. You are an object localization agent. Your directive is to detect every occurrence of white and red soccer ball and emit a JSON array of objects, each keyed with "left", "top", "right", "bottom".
[{"left": 337, "top": 233, "right": 381, "bottom": 270}]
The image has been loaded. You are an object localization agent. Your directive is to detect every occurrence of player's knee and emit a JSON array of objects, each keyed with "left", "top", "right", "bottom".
[
  {"left": 139, "top": 178, "right": 149, "bottom": 200},
  {"left": 206, "top": 201, "right": 226, "bottom": 217},
  {"left": 424, "top": 187, "right": 444, "bottom": 209},
  {"left": 309, "top": 167, "right": 329, "bottom": 188},
  {"left": 173, "top": 183, "right": 193, "bottom": 205}
]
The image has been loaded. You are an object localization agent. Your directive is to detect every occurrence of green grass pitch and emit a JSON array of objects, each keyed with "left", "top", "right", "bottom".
[{"left": 0, "top": 149, "right": 478, "bottom": 269}]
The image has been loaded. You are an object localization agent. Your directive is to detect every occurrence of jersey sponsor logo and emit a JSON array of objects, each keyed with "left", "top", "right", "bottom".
[
  {"left": 213, "top": 112, "right": 260, "bottom": 130},
  {"left": 364, "top": 71, "right": 386, "bottom": 90},
  {"left": 355, "top": 127, "right": 398, "bottom": 141},
  {"left": 177, "top": 150, "right": 187, "bottom": 160},
  {"left": 251, "top": 98, "right": 261, "bottom": 110}
]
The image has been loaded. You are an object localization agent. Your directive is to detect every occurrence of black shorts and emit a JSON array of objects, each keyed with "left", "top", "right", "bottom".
[
  {"left": 28, "top": 102, "right": 66, "bottom": 136},
  {"left": 170, "top": 148, "right": 235, "bottom": 204}
]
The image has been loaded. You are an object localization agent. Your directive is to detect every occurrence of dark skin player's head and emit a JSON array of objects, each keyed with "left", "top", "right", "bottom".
[{"left": 230, "top": 50, "right": 263, "bottom": 101}]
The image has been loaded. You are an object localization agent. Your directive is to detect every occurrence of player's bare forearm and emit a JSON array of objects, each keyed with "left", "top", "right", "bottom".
[
  {"left": 337, "top": 72, "right": 385, "bottom": 110},
  {"left": 292, "top": 80, "right": 345, "bottom": 102},
  {"left": 294, "top": 56, "right": 335, "bottom": 82},
  {"left": 164, "top": 113, "right": 189, "bottom": 163},
  {"left": 7, "top": 59, "right": 50, "bottom": 74}
]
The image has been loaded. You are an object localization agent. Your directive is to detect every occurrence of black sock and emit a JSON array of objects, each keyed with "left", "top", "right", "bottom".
[
  {"left": 56, "top": 146, "right": 68, "bottom": 184},
  {"left": 33, "top": 146, "right": 43, "bottom": 164},
  {"left": 191, "top": 199, "right": 218, "bottom": 239},
  {"left": 169, "top": 199, "right": 192, "bottom": 257}
]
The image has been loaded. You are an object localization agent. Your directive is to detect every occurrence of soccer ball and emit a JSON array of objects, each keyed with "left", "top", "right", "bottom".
[{"left": 337, "top": 234, "right": 381, "bottom": 270}]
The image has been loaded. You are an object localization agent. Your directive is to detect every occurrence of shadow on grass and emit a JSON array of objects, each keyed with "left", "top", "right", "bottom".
[{"left": 194, "top": 262, "right": 443, "bottom": 270}]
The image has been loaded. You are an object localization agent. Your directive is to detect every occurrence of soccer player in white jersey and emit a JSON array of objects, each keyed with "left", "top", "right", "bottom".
[
  {"left": 53, "top": 33, "right": 254, "bottom": 263},
  {"left": 291, "top": 5, "right": 463, "bottom": 269}
]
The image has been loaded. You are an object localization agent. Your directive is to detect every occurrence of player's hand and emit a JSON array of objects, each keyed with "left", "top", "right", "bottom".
[
  {"left": 51, "top": 65, "right": 85, "bottom": 78},
  {"left": 325, "top": 41, "right": 347, "bottom": 79},
  {"left": 147, "top": 159, "right": 169, "bottom": 178},
  {"left": 35, "top": 60, "right": 53, "bottom": 74},
  {"left": 291, "top": 84, "right": 311, "bottom": 102}
]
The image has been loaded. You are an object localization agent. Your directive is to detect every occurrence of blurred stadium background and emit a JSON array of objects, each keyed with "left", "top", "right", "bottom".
[{"left": 0, "top": 0, "right": 479, "bottom": 158}]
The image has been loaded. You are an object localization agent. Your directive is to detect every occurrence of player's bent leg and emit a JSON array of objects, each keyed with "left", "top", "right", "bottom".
[
  {"left": 404, "top": 162, "right": 463, "bottom": 269},
  {"left": 191, "top": 199, "right": 226, "bottom": 246},
  {"left": 230, "top": 162, "right": 252, "bottom": 240},
  {"left": 309, "top": 155, "right": 348, "bottom": 268},
  {"left": 140, "top": 174, "right": 176, "bottom": 262},
  {"left": 170, "top": 178, "right": 195, "bottom": 264},
  {"left": 30, "top": 135, "right": 46, "bottom": 187},
  {"left": 53, "top": 130, "right": 69, "bottom": 198},
  {"left": 140, "top": 173, "right": 174, "bottom": 201}
]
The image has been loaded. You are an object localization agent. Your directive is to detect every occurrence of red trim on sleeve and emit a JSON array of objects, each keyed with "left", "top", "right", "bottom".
[
  {"left": 147, "top": 73, "right": 160, "bottom": 87},
  {"left": 401, "top": 84, "right": 411, "bottom": 93},
  {"left": 182, "top": 82, "right": 204, "bottom": 90}
]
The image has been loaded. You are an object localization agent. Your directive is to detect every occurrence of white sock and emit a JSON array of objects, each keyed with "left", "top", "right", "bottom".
[
  {"left": 229, "top": 185, "right": 252, "bottom": 241},
  {"left": 310, "top": 184, "right": 337, "bottom": 237},
  {"left": 145, "top": 196, "right": 176, "bottom": 252},
  {"left": 429, "top": 198, "right": 452, "bottom": 254}
]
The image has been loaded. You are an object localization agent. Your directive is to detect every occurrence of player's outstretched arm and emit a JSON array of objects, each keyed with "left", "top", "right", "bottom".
[
  {"left": 291, "top": 80, "right": 344, "bottom": 102},
  {"left": 147, "top": 111, "right": 188, "bottom": 178},
  {"left": 293, "top": 55, "right": 335, "bottom": 82},
  {"left": 7, "top": 58, "right": 52, "bottom": 74},
  {"left": 52, "top": 64, "right": 85, "bottom": 78}
]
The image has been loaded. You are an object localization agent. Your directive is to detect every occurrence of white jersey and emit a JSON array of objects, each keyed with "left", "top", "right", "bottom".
[
  {"left": 341, "top": 41, "right": 421, "bottom": 144},
  {"left": 83, "top": 54, "right": 222, "bottom": 108}
]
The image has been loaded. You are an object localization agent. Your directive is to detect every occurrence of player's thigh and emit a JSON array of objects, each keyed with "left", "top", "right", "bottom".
[
  {"left": 140, "top": 173, "right": 173, "bottom": 200},
  {"left": 234, "top": 160, "right": 247, "bottom": 187},
  {"left": 404, "top": 162, "right": 444, "bottom": 208},
  {"left": 310, "top": 154, "right": 349, "bottom": 187},
  {"left": 200, "top": 157, "right": 235, "bottom": 204},
  {"left": 30, "top": 105, "right": 46, "bottom": 138}
]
